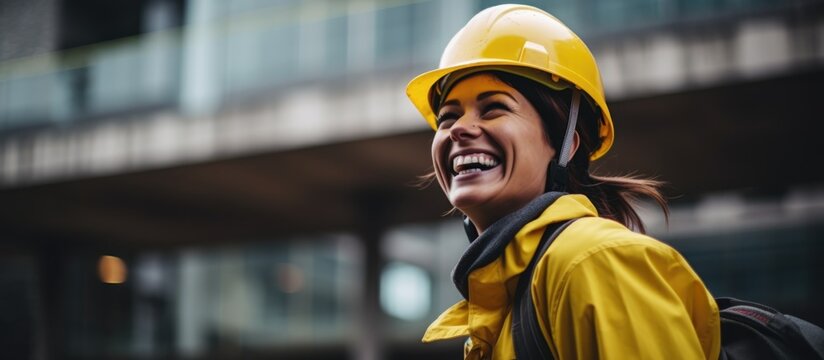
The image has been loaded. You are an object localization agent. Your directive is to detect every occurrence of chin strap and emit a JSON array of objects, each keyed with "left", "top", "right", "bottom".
[
  {"left": 463, "top": 215, "right": 479, "bottom": 242},
  {"left": 547, "top": 89, "right": 580, "bottom": 193}
]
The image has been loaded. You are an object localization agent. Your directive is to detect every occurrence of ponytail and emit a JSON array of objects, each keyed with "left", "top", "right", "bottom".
[{"left": 573, "top": 174, "right": 668, "bottom": 234}]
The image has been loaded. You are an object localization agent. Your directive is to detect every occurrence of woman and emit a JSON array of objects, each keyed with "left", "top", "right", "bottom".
[{"left": 405, "top": 4, "right": 720, "bottom": 360}]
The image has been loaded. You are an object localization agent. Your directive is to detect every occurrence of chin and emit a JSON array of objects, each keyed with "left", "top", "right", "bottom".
[{"left": 448, "top": 188, "right": 496, "bottom": 214}]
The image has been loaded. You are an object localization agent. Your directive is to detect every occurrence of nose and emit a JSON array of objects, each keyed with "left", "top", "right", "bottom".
[{"left": 449, "top": 115, "right": 482, "bottom": 142}]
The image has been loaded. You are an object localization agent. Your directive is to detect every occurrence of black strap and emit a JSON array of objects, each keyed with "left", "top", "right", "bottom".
[
  {"left": 512, "top": 219, "right": 577, "bottom": 360},
  {"left": 717, "top": 297, "right": 824, "bottom": 360}
]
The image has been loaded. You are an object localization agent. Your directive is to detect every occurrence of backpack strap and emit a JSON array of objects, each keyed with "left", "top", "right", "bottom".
[
  {"left": 512, "top": 219, "right": 578, "bottom": 360},
  {"left": 717, "top": 297, "right": 824, "bottom": 360}
]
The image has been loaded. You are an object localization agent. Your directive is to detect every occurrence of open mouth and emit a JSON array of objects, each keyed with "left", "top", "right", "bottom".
[{"left": 450, "top": 152, "right": 501, "bottom": 176}]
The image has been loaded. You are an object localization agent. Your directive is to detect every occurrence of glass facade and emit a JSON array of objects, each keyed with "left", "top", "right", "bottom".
[
  {"left": 0, "top": 1, "right": 172, "bottom": 128},
  {"left": 0, "top": 222, "right": 466, "bottom": 358},
  {"left": 35, "top": 234, "right": 356, "bottom": 358},
  {"left": 379, "top": 218, "right": 467, "bottom": 340},
  {"left": 0, "top": 0, "right": 797, "bottom": 132},
  {"left": 480, "top": 0, "right": 792, "bottom": 35},
  {"left": 668, "top": 223, "right": 823, "bottom": 309}
]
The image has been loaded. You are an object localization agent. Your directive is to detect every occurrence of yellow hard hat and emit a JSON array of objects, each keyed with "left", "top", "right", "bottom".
[{"left": 406, "top": 4, "right": 614, "bottom": 160}]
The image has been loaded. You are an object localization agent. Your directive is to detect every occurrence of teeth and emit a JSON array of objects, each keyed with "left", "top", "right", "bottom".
[
  {"left": 452, "top": 153, "right": 500, "bottom": 174},
  {"left": 458, "top": 168, "right": 482, "bottom": 175}
]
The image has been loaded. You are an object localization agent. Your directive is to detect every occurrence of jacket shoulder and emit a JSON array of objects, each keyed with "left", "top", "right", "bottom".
[
  {"left": 533, "top": 217, "right": 720, "bottom": 359},
  {"left": 548, "top": 216, "right": 675, "bottom": 264}
]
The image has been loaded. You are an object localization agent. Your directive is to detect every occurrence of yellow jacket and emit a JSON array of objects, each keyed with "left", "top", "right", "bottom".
[{"left": 423, "top": 194, "right": 721, "bottom": 359}]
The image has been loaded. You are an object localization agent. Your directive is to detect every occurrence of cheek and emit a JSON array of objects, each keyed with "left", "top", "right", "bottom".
[
  {"left": 510, "top": 127, "right": 555, "bottom": 176},
  {"left": 430, "top": 134, "right": 446, "bottom": 167},
  {"left": 430, "top": 134, "right": 450, "bottom": 183}
]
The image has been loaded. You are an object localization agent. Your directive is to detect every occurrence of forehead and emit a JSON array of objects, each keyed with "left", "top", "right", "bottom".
[{"left": 441, "top": 73, "right": 515, "bottom": 103}]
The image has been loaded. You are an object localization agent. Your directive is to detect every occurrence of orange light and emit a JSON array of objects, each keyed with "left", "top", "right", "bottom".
[
  {"left": 276, "top": 263, "right": 304, "bottom": 294},
  {"left": 98, "top": 255, "right": 127, "bottom": 284}
]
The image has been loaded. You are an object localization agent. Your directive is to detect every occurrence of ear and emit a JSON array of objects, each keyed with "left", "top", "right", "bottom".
[
  {"left": 570, "top": 131, "right": 581, "bottom": 157},
  {"left": 569, "top": 131, "right": 580, "bottom": 160}
]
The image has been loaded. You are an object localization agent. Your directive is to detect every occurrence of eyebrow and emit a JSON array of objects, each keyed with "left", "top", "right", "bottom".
[
  {"left": 440, "top": 90, "right": 518, "bottom": 110},
  {"left": 478, "top": 90, "right": 517, "bottom": 103}
]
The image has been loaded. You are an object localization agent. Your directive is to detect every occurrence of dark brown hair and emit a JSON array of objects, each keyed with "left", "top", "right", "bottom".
[{"left": 422, "top": 70, "right": 669, "bottom": 233}]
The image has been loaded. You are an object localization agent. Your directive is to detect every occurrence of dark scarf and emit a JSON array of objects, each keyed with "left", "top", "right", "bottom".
[{"left": 452, "top": 192, "right": 565, "bottom": 300}]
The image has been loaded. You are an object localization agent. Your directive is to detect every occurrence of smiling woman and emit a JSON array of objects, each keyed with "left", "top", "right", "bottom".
[{"left": 406, "top": 4, "right": 721, "bottom": 360}]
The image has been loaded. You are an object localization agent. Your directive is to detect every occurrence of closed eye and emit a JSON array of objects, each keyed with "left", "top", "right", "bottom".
[
  {"left": 436, "top": 111, "right": 459, "bottom": 128},
  {"left": 481, "top": 102, "right": 510, "bottom": 118}
]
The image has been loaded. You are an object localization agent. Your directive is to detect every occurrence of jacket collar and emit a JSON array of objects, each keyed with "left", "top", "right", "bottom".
[
  {"left": 423, "top": 194, "right": 598, "bottom": 345},
  {"left": 452, "top": 192, "right": 567, "bottom": 300}
]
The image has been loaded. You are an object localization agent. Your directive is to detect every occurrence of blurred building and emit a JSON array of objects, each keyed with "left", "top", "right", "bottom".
[{"left": 1, "top": 0, "right": 823, "bottom": 359}]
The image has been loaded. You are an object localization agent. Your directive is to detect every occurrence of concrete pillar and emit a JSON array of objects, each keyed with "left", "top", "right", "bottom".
[
  {"left": 353, "top": 190, "right": 390, "bottom": 360},
  {"left": 36, "top": 242, "right": 66, "bottom": 360}
]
